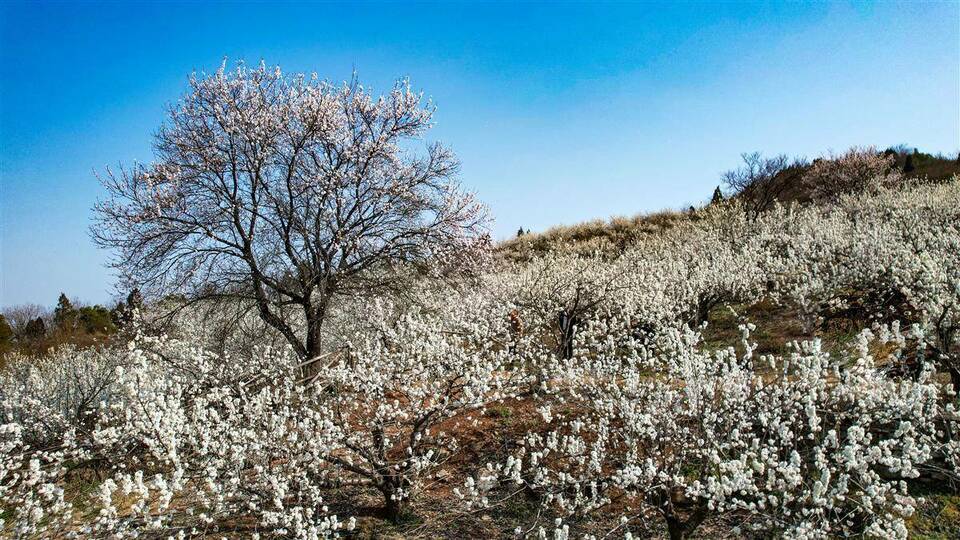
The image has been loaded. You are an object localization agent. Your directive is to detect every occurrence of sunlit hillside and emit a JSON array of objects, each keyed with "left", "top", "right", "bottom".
[{"left": 3, "top": 132, "right": 958, "bottom": 537}]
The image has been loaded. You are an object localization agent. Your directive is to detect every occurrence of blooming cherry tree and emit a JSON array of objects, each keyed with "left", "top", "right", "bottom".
[{"left": 92, "top": 62, "right": 489, "bottom": 361}]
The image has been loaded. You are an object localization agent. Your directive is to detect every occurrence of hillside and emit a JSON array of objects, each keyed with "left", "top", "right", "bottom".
[
  {"left": 500, "top": 147, "right": 960, "bottom": 261},
  {"left": 3, "top": 173, "right": 959, "bottom": 539}
]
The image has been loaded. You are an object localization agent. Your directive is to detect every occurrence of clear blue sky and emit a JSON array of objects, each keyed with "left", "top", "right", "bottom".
[{"left": 1, "top": 1, "right": 958, "bottom": 308}]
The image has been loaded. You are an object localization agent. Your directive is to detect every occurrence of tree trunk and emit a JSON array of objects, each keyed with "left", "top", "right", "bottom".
[
  {"left": 254, "top": 296, "right": 308, "bottom": 359},
  {"left": 305, "top": 310, "right": 324, "bottom": 359},
  {"left": 557, "top": 310, "right": 577, "bottom": 360},
  {"left": 658, "top": 491, "right": 708, "bottom": 540},
  {"left": 380, "top": 477, "right": 409, "bottom": 523},
  {"left": 665, "top": 510, "right": 708, "bottom": 540},
  {"left": 665, "top": 514, "right": 687, "bottom": 540},
  {"left": 383, "top": 492, "right": 405, "bottom": 523},
  {"left": 301, "top": 299, "right": 328, "bottom": 380}
]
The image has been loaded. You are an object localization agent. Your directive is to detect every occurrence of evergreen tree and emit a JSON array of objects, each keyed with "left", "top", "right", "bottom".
[
  {"left": 0, "top": 314, "right": 13, "bottom": 352},
  {"left": 111, "top": 288, "right": 146, "bottom": 328},
  {"left": 110, "top": 301, "right": 127, "bottom": 328},
  {"left": 53, "top": 293, "right": 78, "bottom": 330},
  {"left": 24, "top": 317, "right": 46, "bottom": 340},
  {"left": 517, "top": 227, "right": 525, "bottom": 238},
  {"left": 710, "top": 185, "right": 724, "bottom": 205},
  {"left": 78, "top": 305, "right": 117, "bottom": 334},
  {"left": 903, "top": 153, "right": 915, "bottom": 173}
]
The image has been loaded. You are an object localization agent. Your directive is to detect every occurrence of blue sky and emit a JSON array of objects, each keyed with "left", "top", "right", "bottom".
[{"left": 1, "top": 1, "right": 958, "bottom": 308}]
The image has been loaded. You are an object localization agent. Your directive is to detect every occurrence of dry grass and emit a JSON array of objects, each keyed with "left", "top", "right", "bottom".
[
  {"left": 907, "top": 488, "right": 960, "bottom": 539},
  {"left": 498, "top": 209, "right": 690, "bottom": 261}
]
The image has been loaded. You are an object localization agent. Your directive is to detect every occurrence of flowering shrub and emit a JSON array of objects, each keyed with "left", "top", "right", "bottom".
[
  {"left": 308, "top": 294, "right": 526, "bottom": 520},
  {"left": 0, "top": 346, "right": 122, "bottom": 448},
  {"left": 1, "top": 294, "right": 526, "bottom": 536},
  {"left": 464, "top": 324, "right": 948, "bottom": 539},
  {"left": 802, "top": 147, "right": 904, "bottom": 201},
  {"left": 3, "top": 333, "right": 355, "bottom": 538},
  {"left": 459, "top": 180, "right": 960, "bottom": 538},
  {"left": 762, "top": 181, "right": 960, "bottom": 389}
]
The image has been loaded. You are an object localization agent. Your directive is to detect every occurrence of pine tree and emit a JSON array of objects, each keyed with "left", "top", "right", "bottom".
[
  {"left": 24, "top": 317, "right": 46, "bottom": 340},
  {"left": 903, "top": 153, "right": 915, "bottom": 173},
  {"left": 53, "top": 293, "right": 78, "bottom": 330},
  {"left": 710, "top": 186, "right": 724, "bottom": 205},
  {"left": 110, "top": 302, "right": 127, "bottom": 328},
  {"left": 79, "top": 305, "right": 117, "bottom": 334},
  {"left": 517, "top": 227, "right": 525, "bottom": 238},
  {"left": 0, "top": 314, "right": 13, "bottom": 352}
]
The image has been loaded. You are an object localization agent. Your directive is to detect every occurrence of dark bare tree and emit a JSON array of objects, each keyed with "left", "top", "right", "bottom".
[
  {"left": 1, "top": 303, "right": 50, "bottom": 339},
  {"left": 721, "top": 152, "right": 807, "bottom": 218},
  {"left": 92, "top": 62, "right": 489, "bottom": 361}
]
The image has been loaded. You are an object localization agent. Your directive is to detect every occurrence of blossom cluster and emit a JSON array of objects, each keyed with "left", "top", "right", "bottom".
[{"left": 465, "top": 323, "right": 949, "bottom": 538}]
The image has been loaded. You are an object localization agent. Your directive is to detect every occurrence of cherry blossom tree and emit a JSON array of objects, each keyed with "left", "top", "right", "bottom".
[
  {"left": 92, "top": 62, "right": 489, "bottom": 361},
  {"left": 802, "top": 146, "right": 903, "bottom": 201},
  {"left": 763, "top": 180, "right": 960, "bottom": 390}
]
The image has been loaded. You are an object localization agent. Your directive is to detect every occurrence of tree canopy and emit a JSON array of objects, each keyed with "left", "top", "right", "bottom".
[{"left": 93, "top": 63, "right": 489, "bottom": 359}]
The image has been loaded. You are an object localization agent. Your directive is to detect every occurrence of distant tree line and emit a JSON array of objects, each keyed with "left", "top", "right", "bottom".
[
  {"left": 0, "top": 289, "right": 143, "bottom": 360},
  {"left": 715, "top": 145, "right": 960, "bottom": 219}
]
